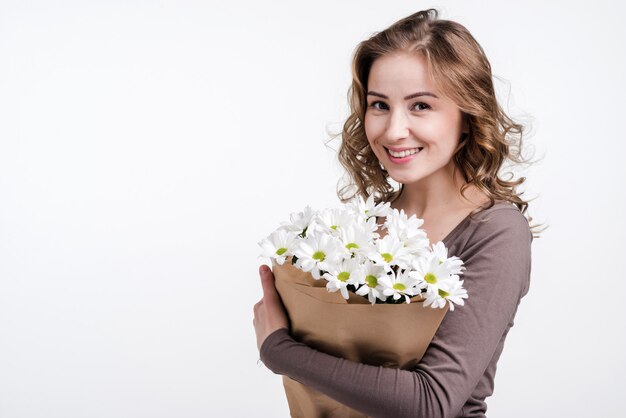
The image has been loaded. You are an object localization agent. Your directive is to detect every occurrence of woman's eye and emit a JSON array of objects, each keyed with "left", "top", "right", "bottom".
[
  {"left": 369, "top": 101, "right": 388, "bottom": 111},
  {"left": 412, "top": 102, "right": 431, "bottom": 111}
]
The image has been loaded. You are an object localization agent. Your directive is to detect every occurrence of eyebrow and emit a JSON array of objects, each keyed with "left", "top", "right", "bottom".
[{"left": 367, "top": 91, "right": 439, "bottom": 100}]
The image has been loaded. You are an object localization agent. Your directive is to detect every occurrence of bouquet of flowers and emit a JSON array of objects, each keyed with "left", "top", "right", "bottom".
[
  {"left": 257, "top": 196, "right": 469, "bottom": 417},
  {"left": 259, "top": 195, "right": 468, "bottom": 308}
]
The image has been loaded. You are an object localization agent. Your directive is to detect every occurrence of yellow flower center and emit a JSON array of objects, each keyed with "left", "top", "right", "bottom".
[
  {"left": 424, "top": 272, "right": 437, "bottom": 284},
  {"left": 346, "top": 242, "right": 359, "bottom": 251},
  {"left": 381, "top": 253, "right": 393, "bottom": 263},
  {"left": 337, "top": 272, "right": 350, "bottom": 282},
  {"left": 438, "top": 289, "right": 450, "bottom": 298},
  {"left": 276, "top": 247, "right": 288, "bottom": 256},
  {"left": 393, "top": 283, "right": 406, "bottom": 291},
  {"left": 365, "top": 275, "right": 378, "bottom": 288},
  {"left": 312, "top": 251, "right": 326, "bottom": 262}
]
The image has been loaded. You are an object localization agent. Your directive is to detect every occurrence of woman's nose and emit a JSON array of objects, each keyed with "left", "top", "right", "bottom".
[{"left": 385, "top": 109, "right": 410, "bottom": 141}]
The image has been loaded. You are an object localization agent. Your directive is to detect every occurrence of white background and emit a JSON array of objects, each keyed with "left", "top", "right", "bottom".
[{"left": 1, "top": 1, "right": 625, "bottom": 417}]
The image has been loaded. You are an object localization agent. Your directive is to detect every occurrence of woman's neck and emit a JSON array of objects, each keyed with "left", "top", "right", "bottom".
[{"left": 390, "top": 166, "right": 487, "bottom": 220}]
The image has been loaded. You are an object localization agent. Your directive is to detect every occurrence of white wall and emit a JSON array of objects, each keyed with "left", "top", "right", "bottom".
[{"left": 1, "top": 1, "right": 624, "bottom": 417}]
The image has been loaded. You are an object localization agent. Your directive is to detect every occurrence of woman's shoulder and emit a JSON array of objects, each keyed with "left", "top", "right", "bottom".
[
  {"left": 463, "top": 200, "right": 533, "bottom": 248},
  {"left": 481, "top": 199, "right": 529, "bottom": 221},
  {"left": 458, "top": 200, "right": 533, "bottom": 298},
  {"left": 454, "top": 201, "right": 532, "bottom": 251}
]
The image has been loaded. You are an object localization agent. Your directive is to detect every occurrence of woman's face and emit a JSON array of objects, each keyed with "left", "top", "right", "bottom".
[{"left": 364, "top": 51, "right": 468, "bottom": 187}]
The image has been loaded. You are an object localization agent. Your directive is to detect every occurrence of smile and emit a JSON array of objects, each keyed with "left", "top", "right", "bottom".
[{"left": 385, "top": 147, "right": 424, "bottom": 158}]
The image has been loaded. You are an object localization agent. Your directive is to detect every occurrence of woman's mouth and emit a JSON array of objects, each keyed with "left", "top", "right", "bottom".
[{"left": 385, "top": 146, "right": 424, "bottom": 163}]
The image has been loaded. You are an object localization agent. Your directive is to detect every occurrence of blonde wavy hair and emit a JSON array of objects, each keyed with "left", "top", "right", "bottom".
[{"left": 333, "top": 8, "right": 544, "bottom": 237}]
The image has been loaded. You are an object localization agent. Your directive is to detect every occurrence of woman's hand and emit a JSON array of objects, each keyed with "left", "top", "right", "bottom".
[{"left": 253, "top": 265, "right": 289, "bottom": 351}]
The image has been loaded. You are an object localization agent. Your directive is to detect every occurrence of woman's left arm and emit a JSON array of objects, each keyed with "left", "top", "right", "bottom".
[{"left": 254, "top": 207, "right": 532, "bottom": 418}]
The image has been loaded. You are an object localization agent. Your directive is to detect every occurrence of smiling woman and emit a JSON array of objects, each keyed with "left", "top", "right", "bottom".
[
  {"left": 254, "top": 8, "right": 542, "bottom": 417},
  {"left": 336, "top": 9, "right": 541, "bottom": 235}
]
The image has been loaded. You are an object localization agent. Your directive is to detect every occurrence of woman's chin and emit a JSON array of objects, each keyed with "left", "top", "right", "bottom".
[{"left": 387, "top": 172, "right": 422, "bottom": 185}]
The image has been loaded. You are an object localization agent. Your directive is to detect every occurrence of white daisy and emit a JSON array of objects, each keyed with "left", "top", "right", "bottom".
[
  {"left": 279, "top": 205, "right": 316, "bottom": 237},
  {"left": 409, "top": 252, "right": 458, "bottom": 295},
  {"left": 384, "top": 208, "right": 430, "bottom": 255},
  {"left": 423, "top": 276, "right": 468, "bottom": 311},
  {"left": 322, "top": 258, "right": 365, "bottom": 300},
  {"left": 292, "top": 231, "right": 344, "bottom": 279},
  {"left": 431, "top": 240, "right": 448, "bottom": 262},
  {"left": 403, "top": 235, "right": 431, "bottom": 257},
  {"left": 257, "top": 229, "right": 298, "bottom": 265},
  {"left": 384, "top": 208, "right": 425, "bottom": 238},
  {"left": 430, "top": 241, "right": 465, "bottom": 275},
  {"left": 347, "top": 195, "right": 392, "bottom": 220},
  {"left": 363, "top": 214, "right": 382, "bottom": 235},
  {"left": 312, "top": 207, "right": 356, "bottom": 237},
  {"left": 337, "top": 222, "right": 377, "bottom": 258},
  {"left": 354, "top": 261, "right": 387, "bottom": 304},
  {"left": 367, "top": 234, "right": 412, "bottom": 272},
  {"left": 379, "top": 269, "right": 420, "bottom": 303}
]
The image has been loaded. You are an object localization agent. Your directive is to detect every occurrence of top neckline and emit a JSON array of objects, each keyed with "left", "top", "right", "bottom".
[{"left": 375, "top": 201, "right": 514, "bottom": 246}]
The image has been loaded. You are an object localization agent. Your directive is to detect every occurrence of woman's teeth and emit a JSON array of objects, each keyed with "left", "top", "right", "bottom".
[{"left": 387, "top": 147, "right": 422, "bottom": 158}]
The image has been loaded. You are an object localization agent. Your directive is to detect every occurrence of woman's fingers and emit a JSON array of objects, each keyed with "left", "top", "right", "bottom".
[
  {"left": 254, "top": 264, "right": 289, "bottom": 350},
  {"left": 253, "top": 299, "right": 263, "bottom": 314},
  {"left": 259, "top": 265, "right": 279, "bottom": 302}
]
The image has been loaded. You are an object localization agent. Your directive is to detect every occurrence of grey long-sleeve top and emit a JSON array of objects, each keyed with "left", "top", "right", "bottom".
[{"left": 260, "top": 201, "right": 533, "bottom": 418}]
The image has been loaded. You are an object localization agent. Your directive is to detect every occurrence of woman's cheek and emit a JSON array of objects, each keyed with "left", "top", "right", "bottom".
[{"left": 366, "top": 136, "right": 380, "bottom": 155}]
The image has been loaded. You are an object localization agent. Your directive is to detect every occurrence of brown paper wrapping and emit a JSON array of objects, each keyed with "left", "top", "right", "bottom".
[{"left": 272, "top": 257, "right": 449, "bottom": 418}]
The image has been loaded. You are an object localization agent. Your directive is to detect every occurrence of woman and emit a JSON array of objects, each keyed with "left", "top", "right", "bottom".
[{"left": 253, "top": 9, "right": 541, "bottom": 417}]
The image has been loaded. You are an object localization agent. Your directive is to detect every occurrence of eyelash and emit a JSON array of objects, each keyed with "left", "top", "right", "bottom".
[{"left": 368, "top": 101, "right": 431, "bottom": 112}]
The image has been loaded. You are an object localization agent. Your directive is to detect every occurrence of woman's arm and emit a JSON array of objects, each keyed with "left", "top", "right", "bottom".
[{"left": 260, "top": 207, "right": 532, "bottom": 418}]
